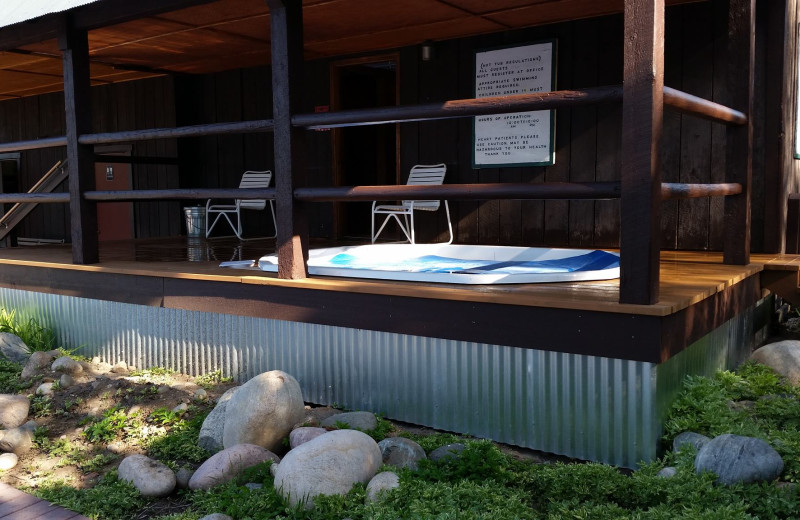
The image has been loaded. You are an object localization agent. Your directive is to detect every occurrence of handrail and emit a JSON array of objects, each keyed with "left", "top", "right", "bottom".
[
  {"left": 80, "top": 119, "right": 275, "bottom": 145},
  {"left": 0, "top": 136, "right": 67, "bottom": 154},
  {"left": 663, "top": 87, "right": 747, "bottom": 125},
  {"left": 0, "top": 182, "right": 743, "bottom": 204},
  {"left": 292, "top": 86, "right": 624, "bottom": 129}
]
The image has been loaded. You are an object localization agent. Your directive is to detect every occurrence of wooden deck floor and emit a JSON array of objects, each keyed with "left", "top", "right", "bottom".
[
  {"left": 0, "top": 237, "right": 796, "bottom": 317},
  {"left": 0, "top": 483, "right": 88, "bottom": 520}
]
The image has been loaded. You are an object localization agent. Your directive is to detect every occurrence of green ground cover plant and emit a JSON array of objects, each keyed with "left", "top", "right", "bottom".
[{"left": 0, "top": 307, "right": 57, "bottom": 352}]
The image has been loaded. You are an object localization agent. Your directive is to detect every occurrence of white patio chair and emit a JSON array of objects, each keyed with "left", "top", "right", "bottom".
[
  {"left": 371, "top": 163, "right": 453, "bottom": 244},
  {"left": 205, "top": 170, "right": 276, "bottom": 240}
]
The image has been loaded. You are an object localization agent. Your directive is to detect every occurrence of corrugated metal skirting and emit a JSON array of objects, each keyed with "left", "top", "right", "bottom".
[{"left": 0, "top": 288, "right": 767, "bottom": 468}]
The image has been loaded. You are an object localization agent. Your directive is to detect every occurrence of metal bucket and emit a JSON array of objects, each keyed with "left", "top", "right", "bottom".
[{"left": 184, "top": 207, "right": 206, "bottom": 238}]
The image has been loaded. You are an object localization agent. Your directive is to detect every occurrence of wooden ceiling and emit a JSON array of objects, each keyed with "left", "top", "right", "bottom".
[{"left": 0, "top": 0, "right": 703, "bottom": 101}]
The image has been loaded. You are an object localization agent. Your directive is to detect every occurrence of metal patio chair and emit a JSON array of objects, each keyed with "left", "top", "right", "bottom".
[
  {"left": 205, "top": 170, "right": 276, "bottom": 240},
  {"left": 371, "top": 163, "right": 453, "bottom": 244}
]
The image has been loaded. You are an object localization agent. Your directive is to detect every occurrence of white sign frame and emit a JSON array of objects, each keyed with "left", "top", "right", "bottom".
[{"left": 473, "top": 40, "right": 556, "bottom": 168}]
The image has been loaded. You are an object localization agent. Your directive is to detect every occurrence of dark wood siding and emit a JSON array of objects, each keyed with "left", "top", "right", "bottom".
[{"left": 0, "top": 1, "right": 779, "bottom": 250}]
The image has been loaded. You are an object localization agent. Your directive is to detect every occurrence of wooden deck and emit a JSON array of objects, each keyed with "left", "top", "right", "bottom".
[
  {"left": 0, "top": 237, "right": 795, "bottom": 364},
  {"left": 0, "top": 483, "right": 88, "bottom": 520},
  {"left": 0, "top": 237, "right": 796, "bottom": 317}
]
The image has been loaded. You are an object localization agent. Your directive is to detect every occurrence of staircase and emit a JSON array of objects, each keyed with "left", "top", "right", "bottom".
[{"left": 0, "top": 159, "right": 68, "bottom": 241}]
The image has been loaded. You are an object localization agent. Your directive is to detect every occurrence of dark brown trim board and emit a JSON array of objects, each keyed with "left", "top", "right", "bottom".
[{"left": 0, "top": 262, "right": 765, "bottom": 364}]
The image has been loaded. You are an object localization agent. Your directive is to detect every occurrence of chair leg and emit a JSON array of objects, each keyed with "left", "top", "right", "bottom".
[
  {"left": 444, "top": 201, "right": 453, "bottom": 244},
  {"left": 268, "top": 201, "right": 277, "bottom": 239},
  {"left": 409, "top": 210, "right": 415, "bottom": 244}
]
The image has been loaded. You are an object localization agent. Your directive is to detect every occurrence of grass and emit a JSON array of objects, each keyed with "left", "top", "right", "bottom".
[
  {"left": 195, "top": 369, "right": 232, "bottom": 389},
  {"left": 0, "top": 358, "right": 26, "bottom": 393},
  {"left": 0, "top": 307, "right": 57, "bottom": 353},
  {"left": 144, "top": 412, "right": 211, "bottom": 465},
  {"left": 28, "top": 472, "right": 147, "bottom": 520}
]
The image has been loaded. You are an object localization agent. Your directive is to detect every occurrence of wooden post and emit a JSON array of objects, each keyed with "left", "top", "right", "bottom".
[
  {"left": 619, "top": 0, "right": 664, "bottom": 304},
  {"left": 723, "top": 0, "right": 755, "bottom": 264},
  {"left": 267, "top": 0, "right": 308, "bottom": 279},
  {"left": 59, "top": 19, "right": 98, "bottom": 264}
]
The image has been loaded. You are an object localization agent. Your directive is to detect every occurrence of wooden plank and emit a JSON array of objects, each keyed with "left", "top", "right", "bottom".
[
  {"left": 568, "top": 18, "right": 598, "bottom": 248},
  {"left": 677, "top": 3, "right": 713, "bottom": 251},
  {"left": 709, "top": 0, "right": 728, "bottom": 250},
  {"left": 0, "top": 483, "right": 41, "bottom": 516},
  {"left": 723, "top": 0, "right": 755, "bottom": 265},
  {"left": 786, "top": 195, "right": 800, "bottom": 254},
  {"left": 594, "top": 14, "right": 623, "bottom": 248},
  {"left": 620, "top": 0, "right": 665, "bottom": 304},
  {"left": 60, "top": 23, "right": 98, "bottom": 264},
  {"left": 269, "top": 0, "right": 309, "bottom": 278}
]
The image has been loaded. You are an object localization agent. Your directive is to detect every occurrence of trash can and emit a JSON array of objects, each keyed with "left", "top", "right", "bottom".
[{"left": 184, "top": 207, "right": 206, "bottom": 238}]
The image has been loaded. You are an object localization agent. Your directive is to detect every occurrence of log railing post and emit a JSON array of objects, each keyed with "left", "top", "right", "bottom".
[
  {"left": 59, "top": 18, "right": 98, "bottom": 264},
  {"left": 620, "top": 0, "right": 665, "bottom": 304},
  {"left": 723, "top": 0, "right": 755, "bottom": 265},
  {"left": 267, "top": 0, "right": 308, "bottom": 279}
]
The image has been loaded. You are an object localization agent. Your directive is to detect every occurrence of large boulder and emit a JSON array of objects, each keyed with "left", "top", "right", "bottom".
[
  {"left": 222, "top": 371, "right": 305, "bottom": 452},
  {"left": 0, "top": 426, "right": 32, "bottom": 454},
  {"left": 0, "top": 394, "right": 30, "bottom": 429},
  {"left": 378, "top": 437, "right": 426, "bottom": 470},
  {"left": 289, "top": 427, "right": 327, "bottom": 449},
  {"left": 21, "top": 351, "right": 58, "bottom": 379},
  {"left": 429, "top": 443, "right": 466, "bottom": 462},
  {"left": 198, "top": 387, "right": 239, "bottom": 453},
  {"left": 673, "top": 432, "right": 711, "bottom": 453},
  {"left": 118, "top": 454, "right": 176, "bottom": 497},
  {"left": 320, "top": 411, "right": 378, "bottom": 431},
  {"left": 366, "top": 471, "right": 400, "bottom": 503},
  {"left": 51, "top": 356, "right": 83, "bottom": 376},
  {"left": 274, "top": 429, "right": 382, "bottom": 509},
  {"left": 694, "top": 434, "right": 784, "bottom": 485},
  {"left": 189, "top": 444, "right": 280, "bottom": 491},
  {"left": 750, "top": 340, "right": 800, "bottom": 385},
  {"left": 0, "top": 333, "right": 28, "bottom": 364}
]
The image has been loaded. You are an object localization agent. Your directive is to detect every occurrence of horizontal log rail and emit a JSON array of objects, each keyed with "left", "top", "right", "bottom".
[
  {"left": 0, "top": 182, "right": 742, "bottom": 205},
  {"left": 292, "top": 86, "right": 624, "bottom": 129},
  {"left": 663, "top": 87, "right": 747, "bottom": 125},
  {"left": 84, "top": 188, "right": 276, "bottom": 201},
  {"left": 0, "top": 136, "right": 67, "bottom": 154},
  {"left": 80, "top": 119, "right": 275, "bottom": 145},
  {"left": 661, "top": 182, "right": 742, "bottom": 200},
  {"left": 0, "top": 193, "right": 70, "bottom": 203}
]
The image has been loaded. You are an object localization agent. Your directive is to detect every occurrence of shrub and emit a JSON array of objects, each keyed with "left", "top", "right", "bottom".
[{"left": 0, "top": 307, "right": 57, "bottom": 352}]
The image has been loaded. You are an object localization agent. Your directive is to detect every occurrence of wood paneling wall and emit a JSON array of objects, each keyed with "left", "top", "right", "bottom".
[
  {"left": 0, "top": 1, "right": 783, "bottom": 249},
  {"left": 0, "top": 76, "right": 179, "bottom": 241}
]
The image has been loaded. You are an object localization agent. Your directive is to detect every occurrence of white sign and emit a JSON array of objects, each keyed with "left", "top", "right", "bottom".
[{"left": 474, "top": 41, "right": 555, "bottom": 167}]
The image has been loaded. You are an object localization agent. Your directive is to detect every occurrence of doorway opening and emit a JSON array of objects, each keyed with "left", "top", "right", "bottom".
[{"left": 331, "top": 55, "right": 399, "bottom": 240}]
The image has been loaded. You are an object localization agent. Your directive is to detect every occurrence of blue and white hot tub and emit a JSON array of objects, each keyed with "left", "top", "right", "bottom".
[{"left": 257, "top": 244, "right": 619, "bottom": 284}]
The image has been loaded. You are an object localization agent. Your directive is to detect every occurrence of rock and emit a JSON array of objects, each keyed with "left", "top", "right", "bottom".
[
  {"left": 21, "top": 351, "right": 57, "bottom": 379},
  {"left": 111, "top": 361, "right": 128, "bottom": 374},
  {"left": 21, "top": 420, "right": 37, "bottom": 432},
  {"left": 0, "top": 333, "right": 28, "bottom": 364},
  {"left": 378, "top": 437, "right": 426, "bottom": 470},
  {"left": 366, "top": 471, "right": 400, "bottom": 503},
  {"left": 59, "top": 374, "right": 75, "bottom": 388},
  {"left": 172, "top": 403, "right": 189, "bottom": 414},
  {"left": 0, "top": 394, "right": 30, "bottom": 429},
  {"left": 673, "top": 432, "right": 711, "bottom": 453},
  {"left": 694, "top": 434, "right": 784, "bottom": 485},
  {"left": 0, "top": 452, "right": 18, "bottom": 470},
  {"left": 429, "top": 443, "right": 466, "bottom": 462},
  {"left": 274, "top": 429, "right": 382, "bottom": 509},
  {"left": 270, "top": 462, "right": 279, "bottom": 477},
  {"left": 657, "top": 467, "right": 677, "bottom": 478},
  {"left": 198, "top": 387, "right": 239, "bottom": 453},
  {"left": 750, "top": 340, "right": 800, "bottom": 385},
  {"left": 222, "top": 371, "right": 305, "bottom": 452},
  {"left": 51, "top": 356, "right": 83, "bottom": 375},
  {"left": 157, "top": 385, "right": 170, "bottom": 394},
  {"left": 189, "top": 444, "right": 280, "bottom": 491},
  {"left": 0, "top": 426, "right": 32, "bottom": 453},
  {"left": 118, "top": 454, "right": 176, "bottom": 497},
  {"left": 194, "top": 388, "right": 208, "bottom": 400},
  {"left": 176, "top": 467, "right": 195, "bottom": 489},
  {"left": 198, "top": 515, "right": 234, "bottom": 520},
  {"left": 36, "top": 382, "right": 55, "bottom": 396},
  {"left": 91, "top": 356, "right": 101, "bottom": 364},
  {"left": 289, "top": 427, "right": 327, "bottom": 449},
  {"left": 245, "top": 483, "right": 263, "bottom": 490},
  {"left": 320, "top": 411, "right": 378, "bottom": 431}
]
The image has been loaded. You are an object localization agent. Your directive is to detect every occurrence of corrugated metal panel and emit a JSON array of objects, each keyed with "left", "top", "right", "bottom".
[
  {"left": 0, "top": 287, "right": 769, "bottom": 468},
  {"left": 0, "top": 0, "right": 102, "bottom": 30}
]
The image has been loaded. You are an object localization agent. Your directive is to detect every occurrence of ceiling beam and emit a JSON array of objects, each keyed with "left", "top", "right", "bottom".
[{"left": 0, "top": 0, "right": 217, "bottom": 52}]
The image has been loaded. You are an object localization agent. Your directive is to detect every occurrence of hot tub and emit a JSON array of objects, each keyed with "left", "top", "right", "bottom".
[{"left": 257, "top": 244, "right": 619, "bottom": 284}]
